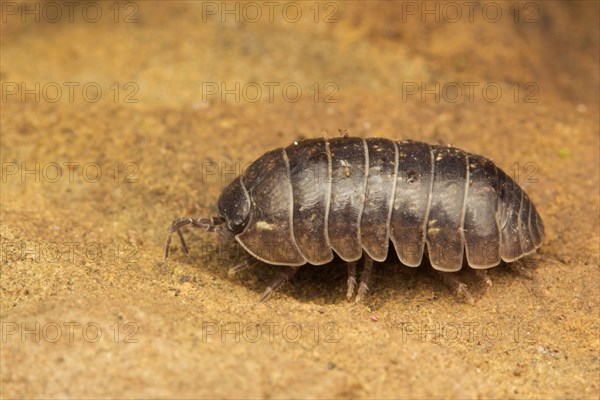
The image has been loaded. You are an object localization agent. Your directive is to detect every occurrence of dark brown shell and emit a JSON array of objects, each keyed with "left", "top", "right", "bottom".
[{"left": 224, "top": 138, "right": 544, "bottom": 271}]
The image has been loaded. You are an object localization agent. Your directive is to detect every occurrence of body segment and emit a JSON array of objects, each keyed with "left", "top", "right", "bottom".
[{"left": 390, "top": 141, "right": 434, "bottom": 267}]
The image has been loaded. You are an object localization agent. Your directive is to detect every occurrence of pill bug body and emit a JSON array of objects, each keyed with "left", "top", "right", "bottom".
[
  {"left": 166, "top": 137, "right": 545, "bottom": 300},
  {"left": 219, "top": 137, "right": 544, "bottom": 269}
]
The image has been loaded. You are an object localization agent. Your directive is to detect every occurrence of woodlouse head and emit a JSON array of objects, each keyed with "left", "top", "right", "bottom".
[{"left": 217, "top": 177, "right": 250, "bottom": 236}]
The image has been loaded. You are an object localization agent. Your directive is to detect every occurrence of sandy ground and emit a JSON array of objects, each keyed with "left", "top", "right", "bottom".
[{"left": 1, "top": 1, "right": 599, "bottom": 398}]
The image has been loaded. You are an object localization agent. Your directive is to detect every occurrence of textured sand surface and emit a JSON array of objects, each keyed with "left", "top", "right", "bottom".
[{"left": 1, "top": 1, "right": 599, "bottom": 398}]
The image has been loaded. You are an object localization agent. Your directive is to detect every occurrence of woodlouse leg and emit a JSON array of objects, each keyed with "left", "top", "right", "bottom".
[
  {"left": 435, "top": 271, "right": 475, "bottom": 304},
  {"left": 507, "top": 260, "right": 535, "bottom": 280},
  {"left": 228, "top": 257, "right": 259, "bottom": 276},
  {"left": 346, "top": 262, "right": 357, "bottom": 301},
  {"left": 355, "top": 256, "right": 374, "bottom": 303},
  {"left": 165, "top": 217, "right": 223, "bottom": 259},
  {"left": 475, "top": 270, "right": 493, "bottom": 286},
  {"left": 259, "top": 267, "right": 300, "bottom": 302}
]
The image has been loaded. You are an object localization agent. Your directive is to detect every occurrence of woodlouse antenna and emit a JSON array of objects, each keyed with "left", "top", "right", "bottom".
[{"left": 165, "top": 217, "right": 224, "bottom": 259}]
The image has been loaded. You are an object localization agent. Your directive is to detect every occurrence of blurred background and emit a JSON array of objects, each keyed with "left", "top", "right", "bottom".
[{"left": 1, "top": 1, "right": 599, "bottom": 398}]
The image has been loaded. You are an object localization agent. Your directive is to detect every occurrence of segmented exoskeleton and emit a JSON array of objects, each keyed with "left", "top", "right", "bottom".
[{"left": 166, "top": 138, "right": 544, "bottom": 301}]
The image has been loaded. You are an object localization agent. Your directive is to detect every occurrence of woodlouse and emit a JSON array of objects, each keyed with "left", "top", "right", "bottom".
[{"left": 166, "top": 137, "right": 545, "bottom": 302}]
